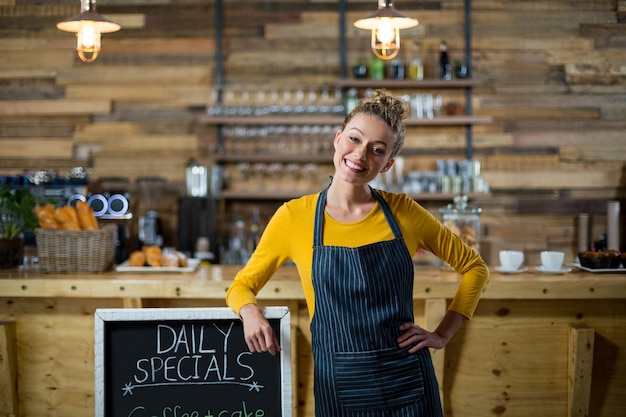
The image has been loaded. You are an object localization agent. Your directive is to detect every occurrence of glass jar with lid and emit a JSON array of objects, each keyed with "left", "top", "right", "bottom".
[{"left": 439, "top": 195, "right": 482, "bottom": 253}]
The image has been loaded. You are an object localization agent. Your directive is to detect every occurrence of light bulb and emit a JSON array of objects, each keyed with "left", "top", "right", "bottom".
[
  {"left": 76, "top": 22, "right": 102, "bottom": 63},
  {"left": 375, "top": 19, "right": 396, "bottom": 44}
]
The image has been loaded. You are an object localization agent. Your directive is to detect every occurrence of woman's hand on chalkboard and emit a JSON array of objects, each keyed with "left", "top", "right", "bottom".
[{"left": 240, "top": 304, "right": 282, "bottom": 355}]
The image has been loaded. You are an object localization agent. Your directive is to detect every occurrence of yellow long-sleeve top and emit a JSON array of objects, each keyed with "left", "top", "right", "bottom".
[{"left": 226, "top": 190, "right": 489, "bottom": 320}]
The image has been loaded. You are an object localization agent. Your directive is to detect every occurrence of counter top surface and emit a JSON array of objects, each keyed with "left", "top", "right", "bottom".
[{"left": 1, "top": 264, "right": 625, "bottom": 300}]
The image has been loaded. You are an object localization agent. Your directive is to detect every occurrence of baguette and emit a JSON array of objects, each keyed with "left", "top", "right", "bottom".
[
  {"left": 76, "top": 200, "right": 99, "bottom": 230},
  {"left": 35, "top": 204, "right": 59, "bottom": 230}
]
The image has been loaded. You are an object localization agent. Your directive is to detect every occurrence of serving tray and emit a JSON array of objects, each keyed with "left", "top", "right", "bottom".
[
  {"left": 115, "top": 258, "right": 200, "bottom": 273},
  {"left": 571, "top": 263, "right": 626, "bottom": 273}
]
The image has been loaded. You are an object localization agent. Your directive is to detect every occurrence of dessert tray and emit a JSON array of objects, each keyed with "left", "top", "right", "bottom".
[
  {"left": 115, "top": 258, "right": 200, "bottom": 273},
  {"left": 571, "top": 263, "right": 626, "bottom": 274}
]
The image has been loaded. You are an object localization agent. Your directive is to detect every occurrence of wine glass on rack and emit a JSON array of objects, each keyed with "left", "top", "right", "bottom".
[
  {"left": 237, "top": 162, "right": 251, "bottom": 191},
  {"left": 238, "top": 87, "right": 253, "bottom": 116},
  {"left": 281, "top": 88, "right": 293, "bottom": 113},
  {"left": 255, "top": 88, "right": 268, "bottom": 116},
  {"left": 256, "top": 126, "right": 268, "bottom": 155},
  {"left": 306, "top": 88, "right": 318, "bottom": 113},
  {"left": 269, "top": 89, "right": 281, "bottom": 114},
  {"left": 294, "top": 88, "right": 306, "bottom": 113},
  {"left": 252, "top": 162, "right": 267, "bottom": 191},
  {"left": 285, "top": 162, "right": 300, "bottom": 192},
  {"left": 286, "top": 125, "right": 300, "bottom": 154}
]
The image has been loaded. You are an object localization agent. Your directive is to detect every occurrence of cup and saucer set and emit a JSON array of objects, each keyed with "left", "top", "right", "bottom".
[
  {"left": 495, "top": 250, "right": 527, "bottom": 274},
  {"left": 534, "top": 251, "right": 571, "bottom": 275},
  {"left": 495, "top": 250, "right": 571, "bottom": 275}
]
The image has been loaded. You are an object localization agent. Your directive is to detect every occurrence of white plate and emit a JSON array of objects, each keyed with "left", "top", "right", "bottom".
[
  {"left": 115, "top": 258, "right": 200, "bottom": 273},
  {"left": 495, "top": 266, "right": 528, "bottom": 274},
  {"left": 571, "top": 263, "right": 626, "bottom": 274},
  {"left": 534, "top": 265, "right": 571, "bottom": 275}
]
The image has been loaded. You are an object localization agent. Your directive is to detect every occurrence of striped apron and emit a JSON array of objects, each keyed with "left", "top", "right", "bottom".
[{"left": 311, "top": 187, "right": 443, "bottom": 417}]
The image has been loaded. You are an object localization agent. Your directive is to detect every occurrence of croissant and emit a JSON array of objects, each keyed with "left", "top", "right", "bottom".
[{"left": 128, "top": 250, "right": 146, "bottom": 267}]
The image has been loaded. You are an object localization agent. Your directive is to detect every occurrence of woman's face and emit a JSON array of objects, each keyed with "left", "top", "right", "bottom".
[{"left": 333, "top": 114, "right": 395, "bottom": 186}]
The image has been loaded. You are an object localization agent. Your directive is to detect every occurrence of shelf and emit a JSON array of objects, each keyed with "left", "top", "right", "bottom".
[
  {"left": 405, "top": 116, "right": 492, "bottom": 125},
  {"left": 213, "top": 153, "right": 332, "bottom": 164},
  {"left": 336, "top": 79, "right": 484, "bottom": 89},
  {"left": 198, "top": 115, "right": 343, "bottom": 125},
  {"left": 198, "top": 114, "right": 491, "bottom": 126},
  {"left": 217, "top": 190, "right": 490, "bottom": 201}
]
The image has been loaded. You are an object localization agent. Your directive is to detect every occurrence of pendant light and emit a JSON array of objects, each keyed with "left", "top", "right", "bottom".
[
  {"left": 56, "top": 0, "right": 121, "bottom": 63},
  {"left": 354, "top": 0, "right": 418, "bottom": 61}
]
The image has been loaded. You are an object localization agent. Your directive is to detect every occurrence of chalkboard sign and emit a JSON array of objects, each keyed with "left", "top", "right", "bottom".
[{"left": 94, "top": 307, "right": 291, "bottom": 417}]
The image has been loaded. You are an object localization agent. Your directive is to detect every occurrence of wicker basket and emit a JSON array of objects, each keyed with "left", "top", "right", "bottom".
[{"left": 35, "top": 224, "right": 117, "bottom": 273}]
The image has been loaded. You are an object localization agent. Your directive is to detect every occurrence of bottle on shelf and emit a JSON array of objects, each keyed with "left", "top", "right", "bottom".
[
  {"left": 247, "top": 207, "right": 262, "bottom": 252},
  {"left": 408, "top": 40, "right": 424, "bottom": 81},
  {"left": 368, "top": 54, "right": 385, "bottom": 80},
  {"left": 345, "top": 88, "right": 359, "bottom": 114},
  {"left": 388, "top": 58, "right": 404, "bottom": 80},
  {"left": 353, "top": 58, "right": 368, "bottom": 78},
  {"left": 221, "top": 215, "right": 250, "bottom": 265},
  {"left": 439, "top": 41, "right": 452, "bottom": 80}
]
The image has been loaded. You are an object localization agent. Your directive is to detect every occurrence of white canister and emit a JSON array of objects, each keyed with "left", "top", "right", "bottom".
[{"left": 186, "top": 159, "right": 208, "bottom": 197}]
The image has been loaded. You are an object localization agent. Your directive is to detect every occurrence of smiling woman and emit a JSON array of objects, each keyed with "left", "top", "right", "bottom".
[{"left": 226, "top": 89, "right": 488, "bottom": 417}]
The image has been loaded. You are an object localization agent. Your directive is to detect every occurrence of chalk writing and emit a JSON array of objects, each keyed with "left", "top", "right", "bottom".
[
  {"left": 126, "top": 402, "right": 265, "bottom": 417},
  {"left": 122, "top": 322, "right": 262, "bottom": 395}
]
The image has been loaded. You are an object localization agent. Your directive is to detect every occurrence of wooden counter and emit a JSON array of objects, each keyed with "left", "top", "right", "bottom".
[{"left": 1, "top": 265, "right": 625, "bottom": 417}]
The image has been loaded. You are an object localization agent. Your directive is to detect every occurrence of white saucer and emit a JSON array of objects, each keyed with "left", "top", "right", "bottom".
[
  {"left": 495, "top": 266, "right": 528, "bottom": 274},
  {"left": 535, "top": 266, "right": 571, "bottom": 275}
]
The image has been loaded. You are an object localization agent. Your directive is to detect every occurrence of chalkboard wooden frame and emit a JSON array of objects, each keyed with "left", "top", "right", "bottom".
[{"left": 94, "top": 306, "right": 291, "bottom": 417}]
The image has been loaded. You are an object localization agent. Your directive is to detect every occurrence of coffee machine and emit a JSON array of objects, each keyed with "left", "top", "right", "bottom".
[{"left": 89, "top": 177, "right": 133, "bottom": 264}]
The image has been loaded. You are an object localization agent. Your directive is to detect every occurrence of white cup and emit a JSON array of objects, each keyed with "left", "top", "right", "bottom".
[
  {"left": 499, "top": 250, "right": 524, "bottom": 271},
  {"left": 540, "top": 251, "right": 564, "bottom": 271}
]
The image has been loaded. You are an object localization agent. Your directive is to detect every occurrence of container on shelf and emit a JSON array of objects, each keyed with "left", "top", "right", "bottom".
[{"left": 439, "top": 195, "right": 482, "bottom": 254}]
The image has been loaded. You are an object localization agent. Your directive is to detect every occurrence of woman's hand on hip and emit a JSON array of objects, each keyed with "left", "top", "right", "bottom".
[
  {"left": 239, "top": 304, "right": 282, "bottom": 355},
  {"left": 397, "top": 322, "right": 446, "bottom": 354}
]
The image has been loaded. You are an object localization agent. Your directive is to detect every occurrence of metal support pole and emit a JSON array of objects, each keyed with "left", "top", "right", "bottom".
[
  {"left": 339, "top": 0, "right": 347, "bottom": 79},
  {"left": 215, "top": 0, "right": 224, "bottom": 152},
  {"left": 465, "top": 0, "right": 473, "bottom": 160}
]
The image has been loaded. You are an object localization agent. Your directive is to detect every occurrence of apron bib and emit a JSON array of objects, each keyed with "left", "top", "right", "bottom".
[{"left": 310, "top": 187, "right": 443, "bottom": 417}]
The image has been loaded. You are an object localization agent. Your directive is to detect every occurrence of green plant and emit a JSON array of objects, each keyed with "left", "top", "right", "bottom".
[{"left": 0, "top": 182, "right": 39, "bottom": 240}]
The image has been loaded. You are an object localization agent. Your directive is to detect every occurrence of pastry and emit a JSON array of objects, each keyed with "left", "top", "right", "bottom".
[
  {"left": 578, "top": 250, "right": 621, "bottom": 269},
  {"left": 35, "top": 204, "right": 59, "bottom": 229},
  {"left": 76, "top": 200, "right": 99, "bottom": 230},
  {"left": 161, "top": 253, "right": 180, "bottom": 267},
  {"left": 128, "top": 250, "right": 146, "bottom": 267},
  {"left": 143, "top": 246, "right": 162, "bottom": 267},
  {"left": 173, "top": 251, "right": 189, "bottom": 267},
  {"left": 54, "top": 205, "right": 80, "bottom": 230}
]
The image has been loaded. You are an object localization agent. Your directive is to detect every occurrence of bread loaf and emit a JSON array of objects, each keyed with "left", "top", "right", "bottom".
[
  {"left": 35, "top": 204, "right": 59, "bottom": 229},
  {"left": 76, "top": 200, "right": 99, "bottom": 230}
]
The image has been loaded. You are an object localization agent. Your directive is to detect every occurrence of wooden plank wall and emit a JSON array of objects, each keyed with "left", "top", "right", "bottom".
[{"left": 0, "top": 0, "right": 625, "bottom": 264}]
